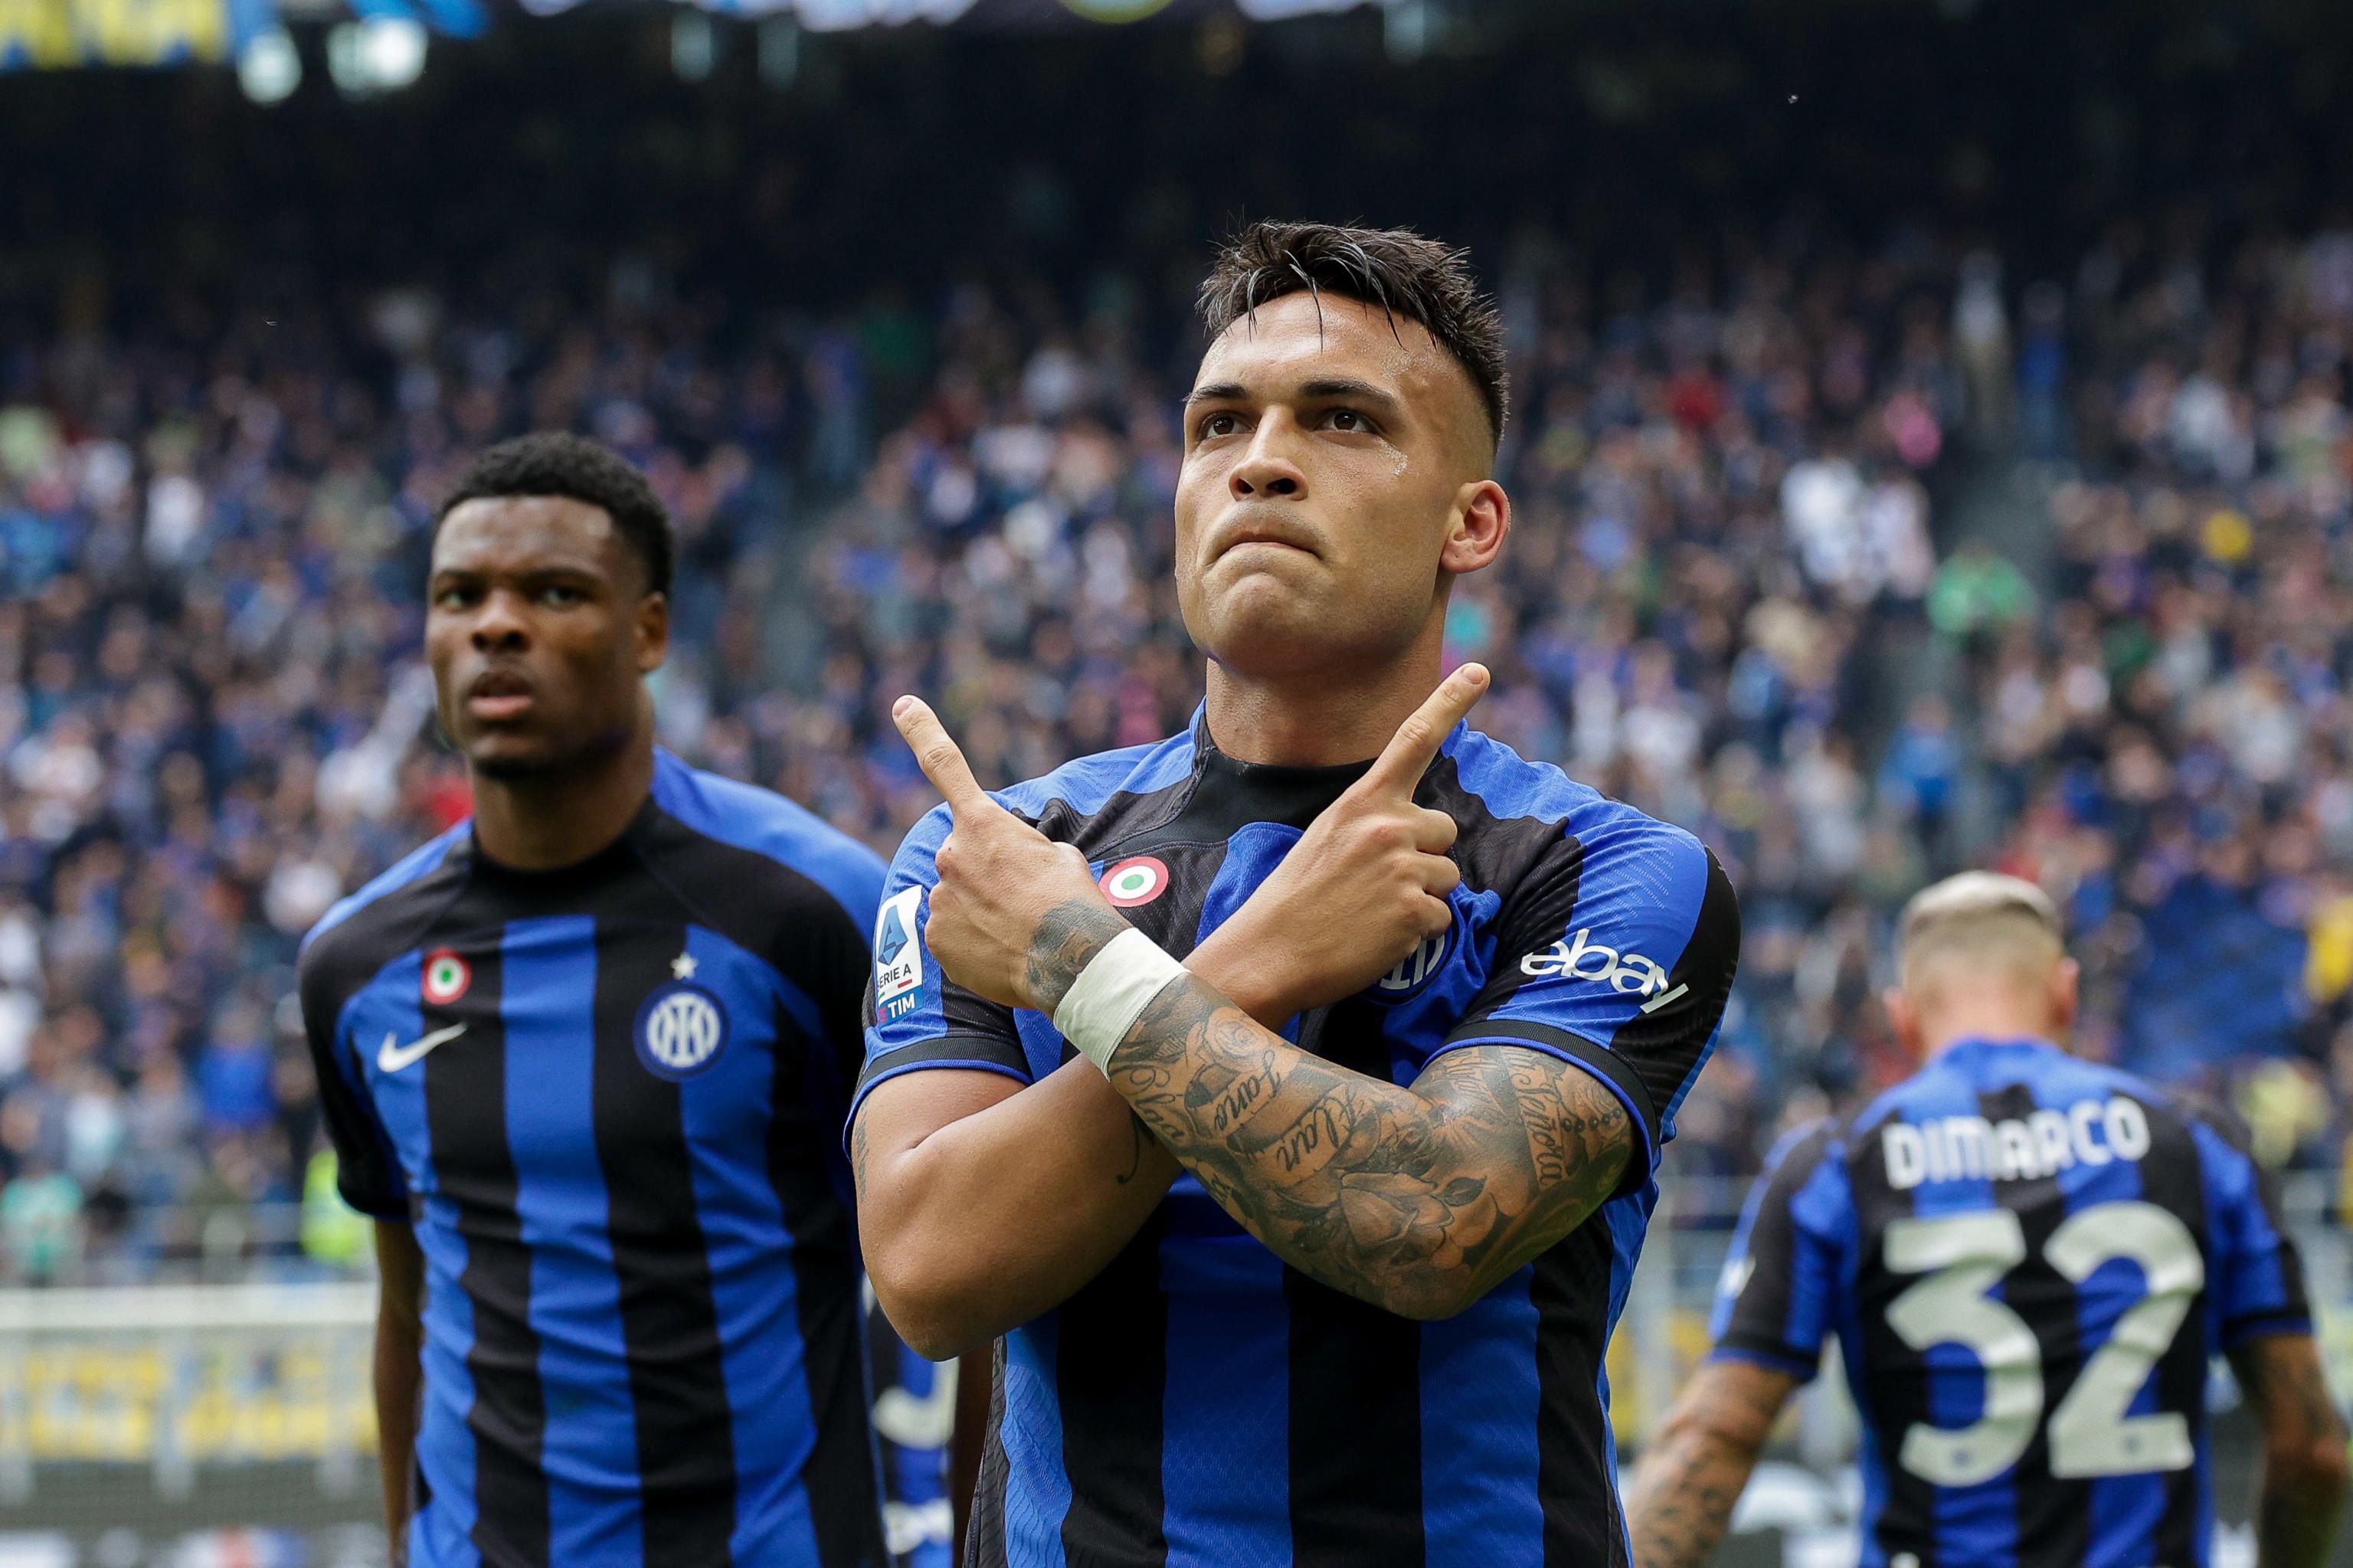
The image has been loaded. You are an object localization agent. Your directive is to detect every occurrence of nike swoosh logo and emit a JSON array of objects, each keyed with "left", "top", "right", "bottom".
[{"left": 378, "top": 1023, "right": 466, "bottom": 1072}]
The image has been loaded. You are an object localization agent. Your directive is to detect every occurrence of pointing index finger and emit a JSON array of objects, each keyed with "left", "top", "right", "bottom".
[
  {"left": 893, "top": 695, "right": 994, "bottom": 817},
  {"left": 1363, "top": 663, "right": 1490, "bottom": 797}
]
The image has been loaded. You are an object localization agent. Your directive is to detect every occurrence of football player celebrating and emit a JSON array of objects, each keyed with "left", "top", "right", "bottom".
[
  {"left": 853, "top": 223, "right": 1742, "bottom": 1565},
  {"left": 1628, "top": 872, "right": 2348, "bottom": 1568},
  {"left": 299, "top": 434, "right": 893, "bottom": 1568}
]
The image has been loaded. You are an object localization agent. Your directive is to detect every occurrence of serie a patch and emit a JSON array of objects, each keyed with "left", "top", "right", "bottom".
[{"left": 873, "top": 887, "right": 925, "bottom": 1023}]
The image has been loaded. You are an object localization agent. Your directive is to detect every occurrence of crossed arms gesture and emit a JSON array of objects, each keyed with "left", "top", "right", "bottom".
[{"left": 854, "top": 666, "right": 1637, "bottom": 1357}]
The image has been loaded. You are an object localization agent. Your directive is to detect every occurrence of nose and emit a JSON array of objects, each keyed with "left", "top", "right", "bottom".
[
  {"left": 1229, "top": 419, "right": 1307, "bottom": 502},
  {"left": 469, "top": 589, "right": 531, "bottom": 652}
]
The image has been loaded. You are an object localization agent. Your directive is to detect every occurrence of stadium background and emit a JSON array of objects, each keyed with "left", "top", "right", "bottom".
[{"left": 6, "top": 0, "right": 2353, "bottom": 1562}]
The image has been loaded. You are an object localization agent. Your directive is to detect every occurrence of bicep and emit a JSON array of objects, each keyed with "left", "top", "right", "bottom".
[
  {"left": 856, "top": 1067, "right": 1029, "bottom": 1166},
  {"left": 1409, "top": 1043, "right": 1637, "bottom": 1282},
  {"left": 1454, "top": 836, "right": 1741, "bottom": 1191}
]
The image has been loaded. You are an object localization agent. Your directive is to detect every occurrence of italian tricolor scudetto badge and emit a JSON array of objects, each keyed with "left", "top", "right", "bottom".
[
  {"left": 1098, "top": 856, "right": 1170, "bottom": 908},
  {"left": 422, "top": 949, "right": 471, "bottom": 1006}
]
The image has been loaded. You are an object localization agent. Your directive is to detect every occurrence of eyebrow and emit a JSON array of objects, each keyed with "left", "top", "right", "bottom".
[
  {"left": 1298, "top": 377, "right": 1399, "bottom": 411},
  {"left": 428, "top": 562, "right": 604, "bottom": 584},
  {"left": 1182, "top": 377, "right": 1402, "bottom": 410},
  {"left": 1183, "top": 381, "right": 1248, "bottom": 408}
]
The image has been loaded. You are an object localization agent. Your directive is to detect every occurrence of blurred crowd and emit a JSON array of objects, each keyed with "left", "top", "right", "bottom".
[
  {"left": 1982, "top": 221, "right": 2353, "bottom": 1178},
  {"left": 4, "top": 215, "right": 2351, "bottom": 1284}
]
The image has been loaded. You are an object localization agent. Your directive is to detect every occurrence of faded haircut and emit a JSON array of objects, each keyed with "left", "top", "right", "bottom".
[
  {"left": 1196, "top": 220, "right": 1509, "bottom": 448},
  {"left": 1896, "top": 871, "right": 2066, "bottom": 990}
]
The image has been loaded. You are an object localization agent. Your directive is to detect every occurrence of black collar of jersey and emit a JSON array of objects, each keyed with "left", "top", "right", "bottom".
[
  {"left": 1122, "top": 708, "right": 1379, "bottom": 849},
  {"left": 448, "top": 796, "right": 662, "bottom": 903}
]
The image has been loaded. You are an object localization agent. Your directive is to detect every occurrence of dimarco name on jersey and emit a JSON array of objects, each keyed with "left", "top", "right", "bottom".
[{"left": 1881, "top": 1094, "right": 2154, "bottom": 1190}]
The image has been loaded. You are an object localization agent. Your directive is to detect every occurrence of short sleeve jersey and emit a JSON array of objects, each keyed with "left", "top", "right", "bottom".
[
  {"left": 853, "top": 713, "right": 1740, "bottom": 1568},
  {"left": 1710, "top": 1038, "right": 2312, "bottom": 1568},
  {"left": 298, "top": 751, "right": 892, "bottom": 1568}
]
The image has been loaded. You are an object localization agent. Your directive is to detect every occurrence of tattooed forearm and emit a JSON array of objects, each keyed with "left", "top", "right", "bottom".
[
  {"left": 1022, "top": 899, "right": 1131, "bottom": 1015},
  {"left": 1100, "top": 971, "right": 1634, "bottom": 1318},
  {"left": 1625, "top": 1360, "right": 1796, "bottom": 1568}
]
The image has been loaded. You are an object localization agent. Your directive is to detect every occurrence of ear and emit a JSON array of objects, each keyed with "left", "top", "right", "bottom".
[
  {"left": 1439, "top": 479, "right": 1510, "bottom": 577},
  {"left": 1884, "top": 985, "right": 1923, "bottom": 1061},
  {"left": 636, "top": 591, "right": 670, "bottom": 676},
  {"left": 2047, "top": 957, "right": 2080, "bottom": 1038}
]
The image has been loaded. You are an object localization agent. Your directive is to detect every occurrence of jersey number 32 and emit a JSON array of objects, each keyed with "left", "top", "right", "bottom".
[{"left": 1882, "top": 1200, "right": 2203, "bottom": 1486}]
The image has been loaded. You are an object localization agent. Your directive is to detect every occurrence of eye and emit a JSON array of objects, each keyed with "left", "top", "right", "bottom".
[
  {"left": 1198, "top": 411, "right": 1242, "bottom": 440},
  {"left": 539, "top": 584, "right": 587, "bottom": 607},
  {"left": 432, "top": 585, "right": 478, "bottom": 611},
  {"left": 1323, "top": 408, "right": 1373, "bottom": 433}
]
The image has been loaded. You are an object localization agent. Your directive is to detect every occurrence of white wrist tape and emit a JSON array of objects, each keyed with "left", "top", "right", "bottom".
[{"left": 1052, "top": 927, "right": 1187, "bottom": 1074}]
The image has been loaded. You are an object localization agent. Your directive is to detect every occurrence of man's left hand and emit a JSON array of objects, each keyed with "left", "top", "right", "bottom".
[{"left": 893, "top": 695, "right": 1123, "bottom": 1013}]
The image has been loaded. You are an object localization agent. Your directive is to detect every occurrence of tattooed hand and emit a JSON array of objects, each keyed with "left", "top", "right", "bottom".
[
  {"left": 892, "top": 695, "right": 1127, "bottom": 1014},
  {"left": 1189, "top": 663, "right": 1489, "bottom": 1024}
]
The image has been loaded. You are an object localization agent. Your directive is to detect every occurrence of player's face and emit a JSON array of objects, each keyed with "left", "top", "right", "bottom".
[
  {"left": 1174, "top": 292, "right": 1507, "bottom": 681},
  {"left": 426, "top": 496, "right": 668, "bottom": 780}
]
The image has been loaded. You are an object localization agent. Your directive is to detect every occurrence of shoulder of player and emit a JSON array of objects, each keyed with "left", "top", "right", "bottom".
[
  {"left": 299, "top": 824, "right": 467, "bottom": 976},
  {"left": 889, "top": 732, "right": 1197, "bottom": 876},
  {"left": 296, "top": 823, "right": 470, "bottom": 1024},
  {"left": 646, "top": 750, "right": 885, "bottom": 932},
  {"left": 1442, "top": 726, "right": 1717, "bottom": 879},
  {"left": 995, "top": 730, "right": 1198, "bottom": 830},
  {"left": 2126, "top": 1074, "right": 2256, "bottom": 1157}
]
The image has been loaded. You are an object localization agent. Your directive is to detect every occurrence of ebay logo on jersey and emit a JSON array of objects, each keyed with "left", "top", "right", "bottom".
[{"left": 1520, "top": 928, "right": 1671, "bottom": 996}]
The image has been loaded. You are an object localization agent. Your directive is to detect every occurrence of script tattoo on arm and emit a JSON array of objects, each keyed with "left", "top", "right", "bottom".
[
  {"left": 1021, "top": 909, "right": 1637, "bottom": 1317},
  {"left": 1625, "top": 1359, "right": 1798, "bottom": 1568}
]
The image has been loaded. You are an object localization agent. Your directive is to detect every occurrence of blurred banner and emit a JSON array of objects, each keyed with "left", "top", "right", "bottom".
[{"left": 0, "top": 0, "right": 1379, "bottom": 70}]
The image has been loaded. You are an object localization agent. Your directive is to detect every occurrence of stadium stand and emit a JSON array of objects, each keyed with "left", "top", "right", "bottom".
[{"left": 8, "top": 208, "right": 2351, "bottom": 1287}]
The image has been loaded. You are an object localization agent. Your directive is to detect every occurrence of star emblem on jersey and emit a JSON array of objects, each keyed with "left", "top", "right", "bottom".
[
  {"left": 672, "top": 952, "right": 698, "bottom": 980},
  {"left": 636, "top": 981, "right": 730, "bottom": 1080},
  {"left": 421, "top": 949, "right": 470, "bottom": 1006},
  {"left": 1098, "top": 856, "right": 1170, "bottom": 908}
]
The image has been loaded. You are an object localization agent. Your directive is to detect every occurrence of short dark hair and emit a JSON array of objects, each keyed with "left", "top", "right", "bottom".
[
  {"left": 1197, "top": 221, "right": 1509, "bottom": 447},
  {"left": 435, "top": 432, "right": 673, "bottom": 597}
]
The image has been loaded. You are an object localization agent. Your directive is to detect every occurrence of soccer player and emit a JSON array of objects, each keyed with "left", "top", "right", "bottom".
[
  {"left": 1626, "top": 872, "right": 2349, "bottom": 1568},
  {"left": 853, "top": 222, "right": 1743, "bottom": 1564},
  {"left": 297, "top": 434, "right": 893, "bottom": 1568}
]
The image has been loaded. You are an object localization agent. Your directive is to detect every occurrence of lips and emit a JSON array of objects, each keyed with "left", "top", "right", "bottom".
[
  {"left": 465, "top": 667, "right": 535, "bottom": 721},
  {"left": 1209, "top": 517, "right": 1321, "bottom": 562}
]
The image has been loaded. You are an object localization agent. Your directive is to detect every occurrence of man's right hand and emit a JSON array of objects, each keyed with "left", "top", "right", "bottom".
[{"left": 1190, "top": 663, "right": 1487, "bottom": 1023}]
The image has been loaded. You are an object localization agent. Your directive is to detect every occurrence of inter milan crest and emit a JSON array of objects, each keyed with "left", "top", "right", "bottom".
[
  {"left": 421, "top": 949, "right": 470, "bottom": 1006},
  {"left": 636, "top": 975, "right": 730, "bottom": 1080},
  {"left": 1373, "top": 923, "right": 1451, "bottom": 1003}
]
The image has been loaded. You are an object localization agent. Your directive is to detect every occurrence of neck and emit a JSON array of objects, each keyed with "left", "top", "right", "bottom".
[
  {"left": 468, "top": 735, "right": 656, "bottom": 871},
  {"left": 1919, "top": 1012, "right": 2062, "bottom": 1059},
  {"left": 1203, "top": 618, "right": 1449, "bottom": 767}
]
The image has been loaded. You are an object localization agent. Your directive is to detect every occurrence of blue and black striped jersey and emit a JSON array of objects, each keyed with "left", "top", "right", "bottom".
[
  {"left": 298, "top": 751, "right": 892, "bottom": 1568},
  {"left": 854, "top": 711, "right": 1742, "bottom": 1568},
  {"left": 1710, "top": 1038, "right": 2312, "bottom": 1568}
]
